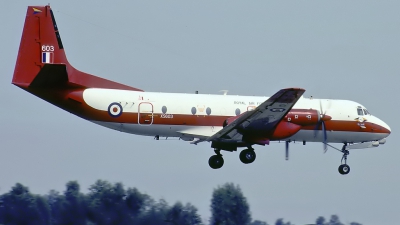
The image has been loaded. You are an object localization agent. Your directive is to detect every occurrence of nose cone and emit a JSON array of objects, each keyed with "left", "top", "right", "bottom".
[
  {"left": 375, "top": 117, "right": 391, "bottom": 136},
  {"left": 382, "top": 121, "right": 391, "bottom": 135}
]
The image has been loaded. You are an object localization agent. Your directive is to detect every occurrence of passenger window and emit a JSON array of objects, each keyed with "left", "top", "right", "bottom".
[{"left": 357, "top": 108, "right": 363, "bottom": 116}]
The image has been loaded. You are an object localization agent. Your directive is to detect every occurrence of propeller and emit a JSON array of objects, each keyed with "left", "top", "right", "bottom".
[
  {"left": 285, "top": 141, "right": 289, "bottom": 160},
  {"left": 314, "top": 100, "right": 332, "bottom": 153}
]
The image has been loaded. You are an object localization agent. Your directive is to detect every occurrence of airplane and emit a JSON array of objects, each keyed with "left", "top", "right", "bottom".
[{"left": 12, "top": 5, "right": 391, "bottom": 175}]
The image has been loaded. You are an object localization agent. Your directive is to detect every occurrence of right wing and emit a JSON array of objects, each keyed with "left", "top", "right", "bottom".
[{"left": 206, "top": 88, "right": 305, "bottom": 143}]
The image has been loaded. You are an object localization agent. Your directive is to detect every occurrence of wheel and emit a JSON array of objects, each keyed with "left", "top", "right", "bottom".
[
  {"left": 338, "top": 164, "right": 350, "bottom": 175},
  {"left": 209, "top": 155, "right": 224, "bottom": 169},
  {"left": 239, "top": 149, "right": 256, "bottom": 164}
]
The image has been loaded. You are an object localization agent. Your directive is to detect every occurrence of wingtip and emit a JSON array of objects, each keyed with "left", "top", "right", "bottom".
[{"left": 284, "top": 87, "right": 306, "bottom": 91}]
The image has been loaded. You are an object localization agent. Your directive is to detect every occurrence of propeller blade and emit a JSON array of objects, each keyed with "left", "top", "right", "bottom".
[
  {"left": 285, "top": 141, "right": 289, "bottom": 160},
  {"left": 319, "top": 99, "right": 324, "bottom": 117},
  {"left": 314, "top": 100, "right": 330, "bottom": 153},
  {"left": 313, "top": 121, "right": 321, "bottom": 138},
  {"left": 314, "top": 100, "right": 324, "bottom": 138},
  {"left": 322, "top": 121, "right": 328, "bottom": 153}
]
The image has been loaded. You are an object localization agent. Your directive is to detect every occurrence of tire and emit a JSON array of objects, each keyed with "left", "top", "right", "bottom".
[
  {"left": 338, "top": 165, "right": 344, "bottom": 174},
  {"left": 239, "top": 149, "right": 256, "bottom": 164},
  {"left": 338, "top": 164, "right": 350, "bottom": 175},
  {"left": 208, "top": 155, "right": 224, "bottom": 169}
]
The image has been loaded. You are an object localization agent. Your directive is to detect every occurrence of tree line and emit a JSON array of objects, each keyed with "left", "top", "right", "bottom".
[{"left": 0, "top": 181, "right": 362, "bottom": 225}]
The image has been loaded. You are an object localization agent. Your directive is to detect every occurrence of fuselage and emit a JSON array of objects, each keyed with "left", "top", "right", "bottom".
[{"left": 68, "top": 88, "right": 391, "bottom": 145}]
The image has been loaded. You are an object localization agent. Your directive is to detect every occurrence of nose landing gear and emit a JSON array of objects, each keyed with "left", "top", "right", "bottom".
[
  {"left": 338, "top": 145, "right": 350, "bottom": 175},
  {"left": 338, "top": 163, "right": 350, "bottom": 175},
  {"left": 321, "top": 143, "right": 352, "bottom": 175}
]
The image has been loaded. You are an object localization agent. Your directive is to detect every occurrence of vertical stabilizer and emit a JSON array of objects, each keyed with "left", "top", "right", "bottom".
[
  {"left": 13, "top": 5, "right": 142, "bottom": 91},
  {"left": 13, "top": 6, "right": 68, "bottom": 87}
]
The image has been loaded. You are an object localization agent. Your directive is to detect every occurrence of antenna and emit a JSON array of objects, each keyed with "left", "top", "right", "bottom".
[{"left": 219, "top": 90, "right": 228, "bottom": 95}]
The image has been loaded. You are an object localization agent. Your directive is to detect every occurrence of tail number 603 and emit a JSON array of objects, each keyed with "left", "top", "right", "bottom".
[{"left": 42, "top": 45, "right": 54, "bottom": 52}]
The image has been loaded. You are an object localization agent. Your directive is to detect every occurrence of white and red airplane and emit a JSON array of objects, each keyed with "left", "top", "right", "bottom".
[{"left": 13, "top": 6, "right": 391, "bottom": 174}]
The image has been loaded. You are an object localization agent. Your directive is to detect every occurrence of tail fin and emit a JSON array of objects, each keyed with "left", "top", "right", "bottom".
[
  {"left": 12, "top": 6, "right": 66, "bottom": 87},
  {"left": 13, "top": 5, "right": 142, "bottom": 91}
]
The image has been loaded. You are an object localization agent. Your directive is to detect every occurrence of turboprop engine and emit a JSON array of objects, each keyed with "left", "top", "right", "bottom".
[{"left": 222, "top": 109, "right": 331, "bottom": 141}]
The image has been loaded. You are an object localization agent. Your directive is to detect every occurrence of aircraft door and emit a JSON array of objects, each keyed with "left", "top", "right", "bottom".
[{"left": 138, "top": 102, "right": 154, "bottom": 125}]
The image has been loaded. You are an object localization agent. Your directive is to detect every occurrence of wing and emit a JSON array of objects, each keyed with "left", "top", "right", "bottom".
[
  {"left": 206, "top": 88, "right": 305, "bottom": 143},
  {"left": 178, "top": 126, "right": 219, "bottom": 138}
]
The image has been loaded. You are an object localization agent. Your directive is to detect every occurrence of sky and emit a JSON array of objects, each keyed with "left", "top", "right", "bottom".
[{"left": 1, "top": 1, "right": 399, "bottom": 224}]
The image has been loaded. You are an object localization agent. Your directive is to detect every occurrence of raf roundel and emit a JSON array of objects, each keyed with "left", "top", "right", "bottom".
[{"left": 108, "top": 102, "right": 123, "bottom": 118}]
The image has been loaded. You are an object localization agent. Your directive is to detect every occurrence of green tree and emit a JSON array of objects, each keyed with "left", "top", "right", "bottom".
[
  {"left": 35, "top": 195, "right": 51, "bottom": 225},
  {"left": 125, "top": 187, "right": 151, "bottom": 218},
  {"left": 210, "top": 183, "right": 251, "bottom": 225},
  {"left": 0, "top": 195, "right": 4, "bottom": 224},
  {"left": 138, "top": 198, "right": 170, "bottom": 225},
  {"left": 165, "top": 202, "right": 202, "bottom": 225},
  {"left": 1, "top": 183, "right": 50, "bottom": 225},
  {"left": 316, "top": 216, "right": 326, "bottom": 225},
  {"left": 46, "top": 190, "right": 63, "bottom": 225},
  {"left": 86, "top": 180, "right": 132, "bottom": 224},
  {"left": 275, "top": 218, "right": 292, "bottom": 225},
  {"left": 328, "top": 215, "right": 344, "bottom": 225},
  {"left": 57, "top": 181, "right": 87, "bottom": 225},
  {"left": 315, "top": 215, "right": 362, "bottom": 225},
  {"left": 180, "top": 202, "right": 203, "bottom": 225},
  {"left": 250, "top": 220, "right": 269, "bottom": 225}
]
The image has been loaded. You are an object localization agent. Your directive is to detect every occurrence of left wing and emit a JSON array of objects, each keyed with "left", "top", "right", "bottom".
[
  {"left": 206, "top": 88, "right": 305, "bottom": 143},
  {"left": 178, "top": 126, "right": 218, "bottom": 138}
]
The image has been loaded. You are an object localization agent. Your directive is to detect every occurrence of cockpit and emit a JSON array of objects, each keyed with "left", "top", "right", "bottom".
[{"left": 357, "top": 106, "right": 371, "bottom": 116}]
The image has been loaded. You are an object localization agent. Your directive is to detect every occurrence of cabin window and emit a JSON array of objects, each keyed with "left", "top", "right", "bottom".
[
  {"left": 206, "top": 107, "right": 212, "bottom": 115},
  {"left": 357, "top": 108, "right": 364, "bottom": 116},
  {"left": 235, "top": 108, "right": 241, "bottom": 116},
  {"left": 191, "top": 107, "right": 197, "bottom": 115},
  {"left": 162, "top": 106, "right": 167, "bottom": 114}
]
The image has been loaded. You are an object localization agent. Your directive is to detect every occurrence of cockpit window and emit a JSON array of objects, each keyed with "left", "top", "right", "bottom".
[
  {"left": 357, "top": 108, "right": 364, "bottom": 116},
  {"left": 364, "top": 109, "right": 370, "bottom": 115}
]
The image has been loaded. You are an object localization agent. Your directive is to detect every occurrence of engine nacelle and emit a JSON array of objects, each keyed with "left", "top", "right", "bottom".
[
  {"left": 269, "top": 121, "right": 302, "bottom": 140},
  {"left": 284, "top": 109, "right": 320, "bottom": 126},
  {"left": 223, "top": 109, "right": 319, "bottom": 141}
]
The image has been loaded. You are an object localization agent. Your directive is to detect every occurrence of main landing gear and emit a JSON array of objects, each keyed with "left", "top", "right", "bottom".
[
  {"left": 338, "top": 144, "right": 350, "bottom": 175},
  {"left": 239, "top": 148, "right": 256, "bottom": 164},
  {"left": 208, "top": 148, "right": 256, "bottom": 169},
  {"left": 208, "top": 149, "right": 224, "bottom": 169}
]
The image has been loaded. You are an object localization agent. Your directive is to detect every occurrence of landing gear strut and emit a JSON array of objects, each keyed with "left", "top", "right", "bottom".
[
  {"left": 239, "top": 148, "right": 256, "bottom": 164},
  {"left": 338, "top": 144, "right": 350, "bottom": 175},
  {"left": 209, "top": 149, "right": 224, "bottom": 169}
]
